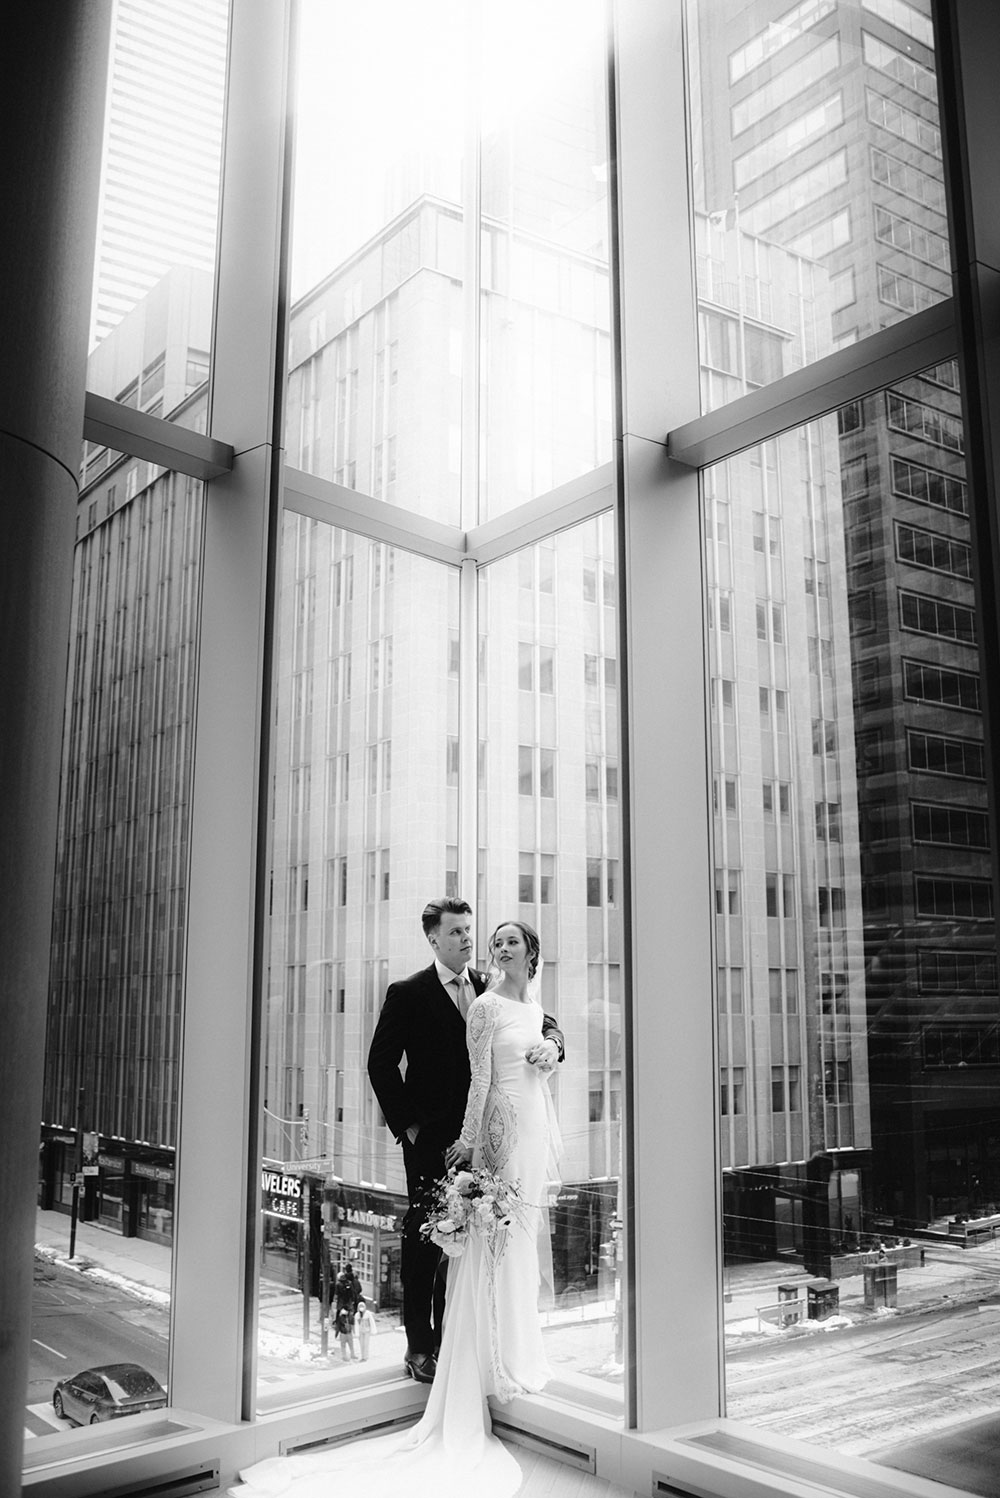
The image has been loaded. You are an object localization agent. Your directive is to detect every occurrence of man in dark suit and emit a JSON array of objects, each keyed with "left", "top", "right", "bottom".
[{"left": 367, "top": 896, "right": 563, "bottom": 1383}]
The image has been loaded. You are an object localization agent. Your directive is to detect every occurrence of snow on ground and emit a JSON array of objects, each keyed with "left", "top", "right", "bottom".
[{"left": 34, "top": 1242, "right": 170, "bottom": 1308}]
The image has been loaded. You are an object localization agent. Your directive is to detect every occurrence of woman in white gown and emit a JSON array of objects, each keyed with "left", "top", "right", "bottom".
[{"left": 230, "top": 921, "right": 558, "bottom": 1498}]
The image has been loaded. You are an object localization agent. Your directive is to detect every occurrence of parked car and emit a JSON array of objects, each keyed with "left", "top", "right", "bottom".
[{"left": 52, "top": 1363, "right": 167, "bottom": 1425}]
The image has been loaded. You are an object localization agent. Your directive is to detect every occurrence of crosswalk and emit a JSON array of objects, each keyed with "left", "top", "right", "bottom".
[{"left": 25, "top": 1402, "right": 68, "bottom": 1438}]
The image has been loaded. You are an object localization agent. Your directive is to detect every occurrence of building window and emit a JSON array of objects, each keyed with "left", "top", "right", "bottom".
[
  {"left": 716, "top": 869, "right": 741, "bottom": 916},
  {"left": 518, "top": 744, "right": 533, "bottom": 795},
  {"left": 721, "top": 1066, "right": 747, "bottom": 1116},
  {"left": 907, "top": 729, "right": 985, "bottom": 781},
  {"left": 518, "top": 852, "right": 535, "bottom": 905},
  {"left": 887, "top": 392, "right": 964, "bottom": 454},
  {"left": 915, "top": 877, "right": 993, "bottom": 921},
  {"left": 903, "top": 658, "right": 981, "bottom": 714},
  {"left": 891, "top": 455, "right": 967, "bottom": 515},
  {"left": 918, "top": 949, "right": 998, "bottom": 993},
  {"left": 817, "top": 885, "right": 845, "bottom": 927},
  {"left": 899, "top": 590, "right": 976, "bottom": 646},
  {"left": 731, "top": 33, "right": 840, "bottom": 134},
  {"left": 911, "top": 802, "right": 990, "bottom": 850}
]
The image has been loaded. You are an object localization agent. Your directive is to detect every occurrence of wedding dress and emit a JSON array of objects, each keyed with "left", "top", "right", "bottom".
[{"left": 229, "top": 991, "right": 556, "bottom": 1498}]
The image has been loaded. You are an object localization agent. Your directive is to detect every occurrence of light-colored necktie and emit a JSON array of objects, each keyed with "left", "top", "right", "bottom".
[{"left": 452, "top": 973, "right": 473, "bottom": 1019}]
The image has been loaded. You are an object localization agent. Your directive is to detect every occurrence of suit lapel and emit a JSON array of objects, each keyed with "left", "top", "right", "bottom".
[{"left": 423, "top": 963, "right": 465, "bottom": 1032}]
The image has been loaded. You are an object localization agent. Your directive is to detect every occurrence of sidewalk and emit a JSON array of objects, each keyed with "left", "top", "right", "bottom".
[
  {"left": 34, "top": 1208, "right": 407, "bottom": 1371},
  {"left": 38, "top": 1207, "right": 1000, "bottom": 1362},
  {"left": 721, "top": 1242, "right": 1000, "bottom": 1342},
  {"left": 33, "top": 1209, "right": 618, "bottom": 1385},
  {"left": 35, "top": 1209, "right": 172, "bottom": 1301}
]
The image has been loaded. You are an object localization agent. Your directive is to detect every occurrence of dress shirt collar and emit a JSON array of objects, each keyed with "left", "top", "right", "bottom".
[{"left": 434, "top": 957, "right": 470, "bottom": 991}]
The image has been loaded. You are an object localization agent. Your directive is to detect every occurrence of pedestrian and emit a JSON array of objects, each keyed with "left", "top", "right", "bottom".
[
  {"left": 335, "top": 1303, "right": 356, "bottom": 1361},
  {"left": 334, "top": 1259, "right": 361, "bottom": 1316},
  {"left": 354, "top": 1297, "right": 377, "bottom": 1361}
]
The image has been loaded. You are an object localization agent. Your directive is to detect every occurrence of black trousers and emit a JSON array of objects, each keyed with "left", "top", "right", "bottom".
[{"left": 400, "top": 1126, "right": 449, "bottom": 1355}]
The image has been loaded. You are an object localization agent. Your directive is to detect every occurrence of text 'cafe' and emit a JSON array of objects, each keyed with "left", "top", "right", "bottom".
[{"left": 260, "top": 1163, "right": 408, "bottom": 1308}]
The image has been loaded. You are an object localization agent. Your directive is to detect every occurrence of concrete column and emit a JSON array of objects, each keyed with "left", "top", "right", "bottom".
[{"left": 0, "top": 4, "right": 110, "bottom": 1488}]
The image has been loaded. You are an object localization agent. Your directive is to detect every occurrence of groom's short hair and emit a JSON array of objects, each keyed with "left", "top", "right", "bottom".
[{"left": 421, "top": 896, "right": 472, "bottom": 936}]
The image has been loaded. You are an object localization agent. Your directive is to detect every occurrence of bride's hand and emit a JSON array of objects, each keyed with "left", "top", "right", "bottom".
[{"left": 445, "top": 1141, "right": 473, "bottom": 1169}]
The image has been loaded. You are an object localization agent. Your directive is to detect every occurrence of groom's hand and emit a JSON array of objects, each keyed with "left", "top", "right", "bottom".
[
  {"left": 526, "top": 1039, "right": 559, "bottom": 1072},
  {"left": 445, "top": 1141, "right": 473, "bottom": 1169}
]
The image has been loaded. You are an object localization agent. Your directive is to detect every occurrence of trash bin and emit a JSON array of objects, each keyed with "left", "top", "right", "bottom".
[
  {"left": 806, "top": 1279, "right": 839, "bottom": 1319},
  {"left": 864, "top": 1262, "right": 897, "bottom": 1309},
  {"left": 776, "top": 1282, "right": 801, "bottom": 1327}
]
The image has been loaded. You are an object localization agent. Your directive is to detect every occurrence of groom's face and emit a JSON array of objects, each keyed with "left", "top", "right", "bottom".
[{"left": 429, "top": 915, "right": 474, "bottom": 975}]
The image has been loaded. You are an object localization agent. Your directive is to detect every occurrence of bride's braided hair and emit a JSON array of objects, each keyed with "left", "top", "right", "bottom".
[{"left": 488, "top": 920, "right": 541, "bottom": 981}]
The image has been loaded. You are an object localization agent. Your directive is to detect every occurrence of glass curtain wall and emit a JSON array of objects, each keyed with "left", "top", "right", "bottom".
[
  {"left": 690, "top": 0, "right": 1000, "bottom": 1486},
  {"left": 30, "top": 0, "right": 228, "bottom": 1442},
  {"left": 709, "top": 393, "right": 1000, "bottom": 1486},
  {"left": 256, "top": 0, "right": 618, "bottom": 1413},
  {"left": 480, "top": 523, "right": 623, "bottom": 1400},
  {"left": 688, "top": 0, "right": 950, "bottom": 411}
]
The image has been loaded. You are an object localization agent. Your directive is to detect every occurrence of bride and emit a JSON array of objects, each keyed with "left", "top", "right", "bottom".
[{"left": 229, "top": 920, "right": 559, "bottom": 1498}]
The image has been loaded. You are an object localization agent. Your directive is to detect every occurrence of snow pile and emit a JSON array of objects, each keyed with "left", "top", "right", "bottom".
[{"left": 34, "top": 1242, "right": 170, "bottom": 1309}]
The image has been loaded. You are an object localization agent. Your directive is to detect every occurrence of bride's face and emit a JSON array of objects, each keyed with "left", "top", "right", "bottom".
[{"left": 492, "top": 924, "right": 528, "bottom": 978}]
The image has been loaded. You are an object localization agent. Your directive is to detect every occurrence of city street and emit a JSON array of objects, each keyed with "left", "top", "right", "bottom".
[
  {"left": 27, "top": 1210, "right": 1000, "bottom": 1497},
  {"left": 728, "top": 1293, "right": 1000, "bottom": 1457},
  {"left": 27, "top": 1258, "right": 169, "bottom": 1436}
]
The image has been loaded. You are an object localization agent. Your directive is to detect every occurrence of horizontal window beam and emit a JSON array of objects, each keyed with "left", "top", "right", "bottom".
[
  {"left": 282, "top": 462, "right": 615, "bottom": 567},
  {"left": 667, "top": 298, "right": 957, "bottom": 469},
  {"left": 466, "top": 463, "right": 615, "bottom": 565},
  {"left": 83, "top": 391, "right": 234, "bottom": 481},
  {"left": 282, "top": 465, "right": 466, "bottom": 565}
]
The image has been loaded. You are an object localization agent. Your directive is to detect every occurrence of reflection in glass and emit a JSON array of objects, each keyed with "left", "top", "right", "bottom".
[
  {"left": 708, "top": 366, "right": 1000, "bottom": 1481},
  {"left": 480, "top": 519, "right": 623, "bottom": 1406},
  {"left": 688, "top": 0, "right": 950, "bottom": 409},
  {"left": 35, "top": 461, "right": 205, "bottom": 1433}
]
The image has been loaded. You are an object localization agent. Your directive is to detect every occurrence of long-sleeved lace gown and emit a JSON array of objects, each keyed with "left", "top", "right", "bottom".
[{"left": 229, "top": 993, "right": 554, "bottom": 1498}]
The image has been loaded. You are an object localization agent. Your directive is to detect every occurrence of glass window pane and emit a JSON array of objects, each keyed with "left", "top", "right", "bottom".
[
  {"left": 35, "top": 464, "right": 205, "bottom": 1435},
  {"left": 256, "top": 517, "right": 459, "bottom": 1408},
  {"left": 86, "top": 0, "right": 228, "bottom": 415},
  {"left": 287, "top": 0, "right": 468, "bottom": 519},
  {"left": 708, "top": 375, "right": 999, "bottom": 1487},
  {"left": 688, "top": 0, "right": 951, "bottom": 411},
  {"left": 480, "top": 519, "right": 624, "bottom": 1410},
  {"left": 478, "top": 0, "right": 613, "bottom": 520}
]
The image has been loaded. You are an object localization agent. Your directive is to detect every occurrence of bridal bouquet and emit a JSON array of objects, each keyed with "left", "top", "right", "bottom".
[{"left": 420, "top": 1166, "right": 526, "bottom": 1257}]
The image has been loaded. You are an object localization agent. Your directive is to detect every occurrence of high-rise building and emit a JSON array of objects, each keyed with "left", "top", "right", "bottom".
[
  {"left": 88, "top": 0, "right": 228, "bottom": 350},
  {"left": 689, "top": 0, "right": 995, "bottom": 1238}
]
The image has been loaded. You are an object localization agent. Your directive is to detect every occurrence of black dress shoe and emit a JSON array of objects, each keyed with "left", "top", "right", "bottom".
[{"left": 403, "top": 1350, "right": 437, "bottom": 1383}]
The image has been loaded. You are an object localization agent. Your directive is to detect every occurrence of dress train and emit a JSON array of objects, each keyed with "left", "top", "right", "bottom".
[{"left": 229, "top": 994, "right": 552, "bottom": 1498}]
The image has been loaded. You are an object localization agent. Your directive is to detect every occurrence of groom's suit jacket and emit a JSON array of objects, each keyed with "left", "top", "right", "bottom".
[{"left": 367, "top": 962, "right": 564, "bottom": 1146}]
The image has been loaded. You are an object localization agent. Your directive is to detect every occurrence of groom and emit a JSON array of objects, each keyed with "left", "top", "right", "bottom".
[{"left": 367, "top": 896, "right": 563, "bottom": 1383}]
